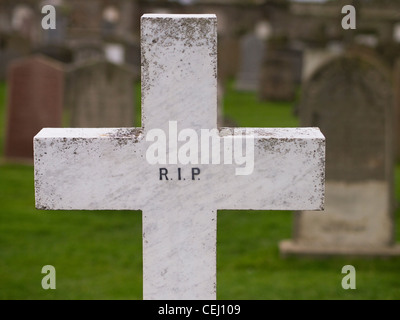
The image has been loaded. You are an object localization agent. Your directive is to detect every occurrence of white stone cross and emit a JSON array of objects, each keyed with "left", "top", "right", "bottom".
[{"left": 34, "top": 14, "right": 325, "bottom": 300}]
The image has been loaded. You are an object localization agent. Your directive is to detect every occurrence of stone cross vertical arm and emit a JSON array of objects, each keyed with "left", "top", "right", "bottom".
[{"left": 34, "top": 14, "right": 325, "bottom": 300}]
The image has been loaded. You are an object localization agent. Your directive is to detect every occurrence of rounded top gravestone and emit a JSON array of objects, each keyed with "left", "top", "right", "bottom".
[
  {"left": 279, "top": 52, "right": 400, "bottom": 255},
  {"left": 299, "top": 53, "right": 393, "bottom": 183},
  {"left": 5, "top": 55, "right": 64, "bottom": 160}
]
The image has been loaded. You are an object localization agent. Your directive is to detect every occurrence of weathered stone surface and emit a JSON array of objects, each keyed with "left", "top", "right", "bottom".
[
  {"left": 301, "top": 54, "right": 391, "bottom": 182},
  {"left": 301, "top": 48, "right": 341, "bottom": 83},
  {"left": 34, "top": 14, "right": 325, "bottom": 299},
  {"left": 34, "top": 127, "right": 325, "bottom": 211}
]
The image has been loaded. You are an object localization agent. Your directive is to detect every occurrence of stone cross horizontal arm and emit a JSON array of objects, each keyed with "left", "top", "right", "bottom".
[
  {"left": 34, "top": 127, "right": 324, "bottom": 211},
  {"left": 34, "top": 14, "right": 325, "bottom": 300}
]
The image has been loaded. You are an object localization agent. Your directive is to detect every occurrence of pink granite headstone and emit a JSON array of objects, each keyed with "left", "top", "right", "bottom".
[{"left": 4, "top": 55, "right": 64, "bottom": 160}]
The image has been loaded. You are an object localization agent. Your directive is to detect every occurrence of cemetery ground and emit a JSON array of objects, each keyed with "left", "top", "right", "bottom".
[{"left": 1, "top": 80, "right": 400, "bottom": 300}]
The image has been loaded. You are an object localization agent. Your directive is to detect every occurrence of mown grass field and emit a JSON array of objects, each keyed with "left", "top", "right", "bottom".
[{"left": 0, "top": 80, "right": 399, "bottom": 300}]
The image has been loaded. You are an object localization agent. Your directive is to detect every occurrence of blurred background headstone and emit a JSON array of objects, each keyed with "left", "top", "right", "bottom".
[
  {"left": 280, "top": 53, "right": 400, "bottom": 257},
  {"left": 4, "top": 55, "right": 64, "bottom": 161},
  {"left": 235, "top": 21, "right": 270, "bottom": 92},
  {"left": 395, "top": 59, "right": 400, "bottom": 162},
  {"left": 66, "top": 60, "right": 135, "bottom": 128}
]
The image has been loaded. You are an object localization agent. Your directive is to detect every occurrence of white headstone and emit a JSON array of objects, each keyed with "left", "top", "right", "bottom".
[
  {"left": 302, "top": 48, "right": 342, "bottom": 82},
  {"left": 104, "top": 43, "right": 125, "bottom": 64},
  {"left": 34, "top": 14, "right": 326, "bottom": 300}
]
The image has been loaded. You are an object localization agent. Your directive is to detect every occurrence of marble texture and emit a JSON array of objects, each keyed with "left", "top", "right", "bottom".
[{"left": 34, "top": 14, "right": 325, "bottom": 300}]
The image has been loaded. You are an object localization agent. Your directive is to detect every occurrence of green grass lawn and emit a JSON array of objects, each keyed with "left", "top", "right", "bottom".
[{"left": 0, "top": 80, "right": 400, "bottom": 299}]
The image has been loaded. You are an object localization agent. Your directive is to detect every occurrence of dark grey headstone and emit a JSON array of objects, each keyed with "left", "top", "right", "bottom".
[
  {"left": 67, "top": 60, "right": 135, "bottom": 128},
  {"left": 300, "top": 54, "right": 392, "bottom": 182},
  {"left": 259, "top": 49, "right": 296, "bottom": 102},
  {"left": 280, "top": 53, "right": 400, "bottom": 257},
  {"left": 235, "top": 33, "right": 266, "bottom": 91}
]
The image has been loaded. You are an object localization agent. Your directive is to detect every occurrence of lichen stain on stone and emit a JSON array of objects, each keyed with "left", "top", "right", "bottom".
[
  {"left": 109, "top": 128, "right": 143, "bottom": 138},
  {"left": 106, "top": 128, "right": 144, "bottom": 147},
  {"left": 259, "top": 137, "right": 296, "bottom": 154},
  {"left": 145, "top": 17, "right": 216, "bottom": 48},
  {"left": 54, "top": 137, "right": 94, "bottom": 154},
  {"left": 141, "top": 16, "right": 217, "bottom": 92},
  {"left": 36, "top": 204, "right": 50, "bottom": 210}
]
